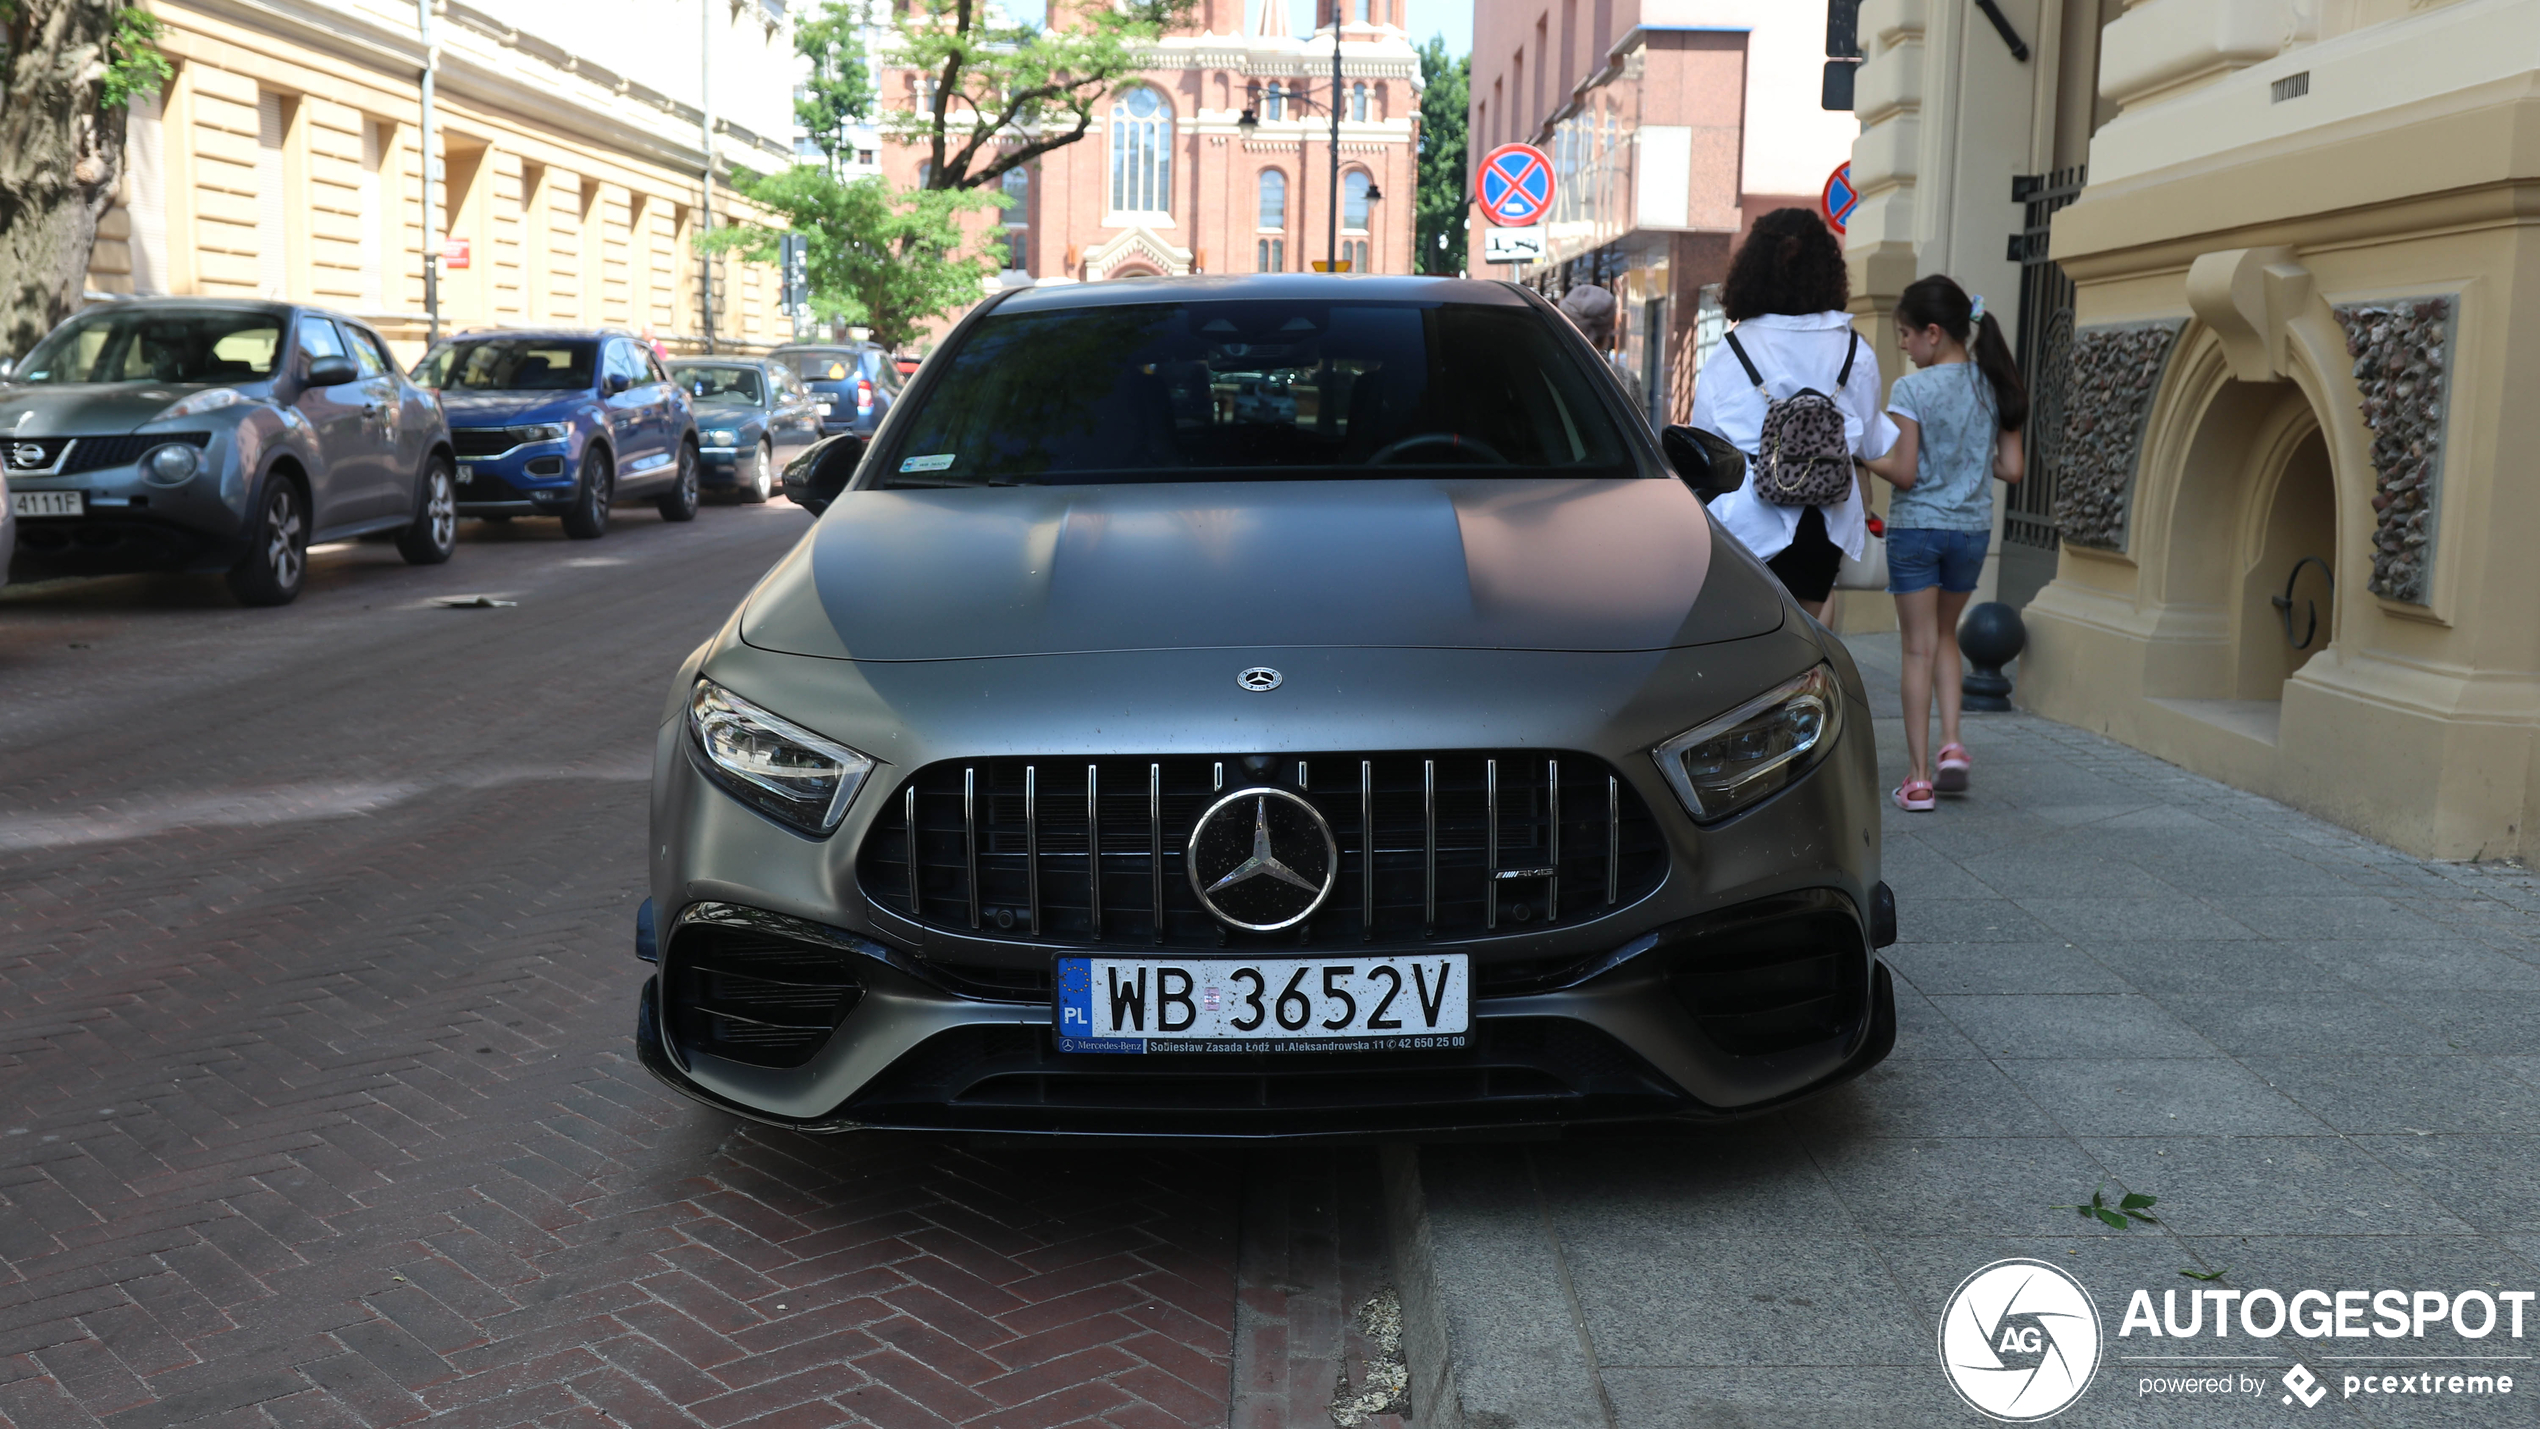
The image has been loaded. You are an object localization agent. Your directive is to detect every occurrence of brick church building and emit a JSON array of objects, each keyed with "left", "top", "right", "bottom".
[{"left": 878, "top": 0, "right": 1423, "bottom": 296}]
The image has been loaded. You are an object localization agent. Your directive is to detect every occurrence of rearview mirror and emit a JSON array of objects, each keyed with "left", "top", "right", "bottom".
[
  {"left": 305, "top": 354, "right": 359, "bottom": 387},
  {"left": 1662, "top": 425, "right": 1745, "bottom": 501},
  {"left": 0, "top": 355, "right": 16, "bottom": 382},
  {"left": 783, "top": 435, "right": 865, "bottom": 515},
  {"left": 605, "top": 372, "right": 632, "bottom": 395}
]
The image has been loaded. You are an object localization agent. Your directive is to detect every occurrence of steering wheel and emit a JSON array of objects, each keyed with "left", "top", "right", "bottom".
[{"left": 1364, "top": 431, "right": 1510, "bottom": 466}]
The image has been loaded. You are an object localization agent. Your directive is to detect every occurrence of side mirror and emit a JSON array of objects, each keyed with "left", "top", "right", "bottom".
[
  {"left": 1662, "top": 424, "right": 1745, "bottom": 501},
  {"left": 305, "top": 354, "right": 359, "bottom": 387},
  {"left": 0, "top": 355, "right": 16, "bottom": 382},
  {"left": 605, "top": 372, "right": 632, "bottom": 395},
  {"left": 784, "top": 435, "right": 865, "bottom": 515}
]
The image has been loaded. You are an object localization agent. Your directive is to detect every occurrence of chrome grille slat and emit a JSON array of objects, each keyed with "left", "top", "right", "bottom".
[
  {"left": 862, "top": 751, "right": 1666, "bottom": 949},
  {"left": 1085, "top": 763, "right": 1102, "bottom": 936},
  {"left": 1024, "top": 764, "right": 1041, "bottom": 936}
]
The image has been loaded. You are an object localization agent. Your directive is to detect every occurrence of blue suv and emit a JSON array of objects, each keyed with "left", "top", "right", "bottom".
[{"left": 410, "top": 330, "right": 699, "bottom": 538}]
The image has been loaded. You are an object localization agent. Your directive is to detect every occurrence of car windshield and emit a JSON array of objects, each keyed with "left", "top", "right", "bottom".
[
  {"left": 672, "top": 365, "right": 765, "bottom": 405},
  {"left": 15, "top": 308, "right": 282, "bottom": 385},
  {"left": 878, "top": 299, "right": 1632, "bottom": 487},
  {"left": 413, "top": 339, "right": 596, "bottom": 391}
]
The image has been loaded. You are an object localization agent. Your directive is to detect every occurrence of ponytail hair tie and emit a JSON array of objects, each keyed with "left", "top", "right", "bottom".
[{"left": 1969, "top": 293, "right": 1987, "bottom": 322}]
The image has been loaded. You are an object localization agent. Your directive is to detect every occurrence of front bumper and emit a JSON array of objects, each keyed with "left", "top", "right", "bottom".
[
  {"left": 453, "top": 434, "right": 572, "bottom": 515},
  {"left": 633, "top": 895, "right": 1897, "bottom": 1139},
  {"left": 697, "top": 446, "right": 748, "bottom": 486}
]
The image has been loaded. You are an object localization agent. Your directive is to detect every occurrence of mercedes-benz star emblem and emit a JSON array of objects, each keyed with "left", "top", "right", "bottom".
[
  {"left": 1186, "top": 787, "right": 1338, "bottom": 932},
  {"left": 1237, "top": 666, "right": 1282, "bottom": 692}
]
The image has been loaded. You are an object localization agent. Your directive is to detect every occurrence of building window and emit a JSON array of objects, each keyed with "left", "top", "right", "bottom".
[
  {"left": 855, "top": 148, "right": 876, "bottom": 166},
  {"left": 1109, "top": 86, "right": 1173, "bottom": 215},
  {"left": 1343, "top": 170, "right": 1372, "bottom": 231},
  {"left": 1001, "top": 167, "right": 1029, "bottom": 273},
  {"left": 1264, "top": 81, "right": 1285, "bottom": 123},
  {"left": 1351, "top": 82, "right": 1367, "bottom": 122},
  {"left": 1257, "top": 237, "right": 1285, "bottom": 272},
  {"left": 1346, "top": 238, "right": 1370, "bottom": 273},
  {"left": 1258, "top": 169, "right": 1286, "bottom": 230}
]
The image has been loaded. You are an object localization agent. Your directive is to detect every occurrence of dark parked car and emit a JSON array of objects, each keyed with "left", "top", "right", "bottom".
[
  {"left": 638, "top": 275, "right": 1896, "bottom": 1139},
  {"left": 769, "top": 342, "right": 901, "bottom": 439},
  {"left": 666, "top": 358, "right": 821, "bottom": 503},
  {"left": 2, "top": 299, "right": 456, "bottom": 605},
  {"left": 410, "top": 330, "right": 699, "bottom": 537}
]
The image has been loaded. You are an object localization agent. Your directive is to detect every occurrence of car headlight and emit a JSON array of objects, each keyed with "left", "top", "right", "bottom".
[
  {"left": 1651, "top": 665, "right": 1842, "bottom": 824},
  {"left": 143, "top": 442, "right": 201, "bottom": 484},
  {"left": 703, "top": 429, "right": 738, "bottom": 445},
  {"left": 511, "top": 423, "right": 568, "bottom": 443},
  {"left": 156, "top": 388, "right": 241, "bottom": 421},
  {"left": 687, "top": 678, "right": 874, "bottom": 836}
]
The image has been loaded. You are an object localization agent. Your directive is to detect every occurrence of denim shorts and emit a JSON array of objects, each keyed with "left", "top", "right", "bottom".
[{"left": 1886, "top": 527, "right": 1990, "bottom": 594}]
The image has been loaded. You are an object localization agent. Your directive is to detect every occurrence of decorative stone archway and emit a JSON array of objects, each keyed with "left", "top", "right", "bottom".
[{"left": 1082, "top": 226, "right": 1192, "bottom": 280}]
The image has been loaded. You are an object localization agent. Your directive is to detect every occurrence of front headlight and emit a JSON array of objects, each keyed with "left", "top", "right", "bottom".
[
  {"left": 143, "top": 442, "right": 202, "bottom": 484},
  {"left": 703, "top": 429, "right": 738, "bottom": 446},
  {"left": 512, "top": 423, "right": 568, "bottom": 443},
  {"left": 1651, "top": 665, "right": 1843, "bottom": 824},
  {"left": 156, "top": 388, "right": 242, "bottom": 421},
  {"left": 688, "top": 678, "right": 874, "bottom": 836}
]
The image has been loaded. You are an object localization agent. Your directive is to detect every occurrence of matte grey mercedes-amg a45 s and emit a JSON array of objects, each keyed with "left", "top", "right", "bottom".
[{"left": 637, "top": 274, "right": 1897, "bottom": 1137}]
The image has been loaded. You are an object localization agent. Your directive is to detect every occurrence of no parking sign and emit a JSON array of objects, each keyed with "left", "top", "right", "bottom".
[{"left": 1476, "top": 143, "right": 1555, "bottom": 227}]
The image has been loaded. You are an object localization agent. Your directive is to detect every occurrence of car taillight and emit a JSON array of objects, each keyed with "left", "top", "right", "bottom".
[{"left": 855, "top": 377, "right": 874, "bottom": 413}]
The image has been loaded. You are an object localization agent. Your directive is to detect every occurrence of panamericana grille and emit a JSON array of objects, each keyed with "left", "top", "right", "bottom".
[
  {"left": 2, "top": 432, "right": 208, "bottom": 475},
  {"left": 665, "top": 921, "right": 865, "bottom": 1069},
  {"left": 857, "top": 752, "right": 1668, "bottom": 949}
]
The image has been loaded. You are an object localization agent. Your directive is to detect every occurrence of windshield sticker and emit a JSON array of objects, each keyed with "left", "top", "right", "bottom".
[{"left": 899, "top": 453, "right": 957, "bottom": 473}]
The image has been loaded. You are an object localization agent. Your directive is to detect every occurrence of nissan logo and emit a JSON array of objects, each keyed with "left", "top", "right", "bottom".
[{"left": 9, "top": 443, "right": 45, "bottom": 468}]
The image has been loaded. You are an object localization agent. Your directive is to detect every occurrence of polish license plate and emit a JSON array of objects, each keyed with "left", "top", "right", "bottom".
[
  {"left": 11, "top": 490, "right": 83, "bottom": 518},
  {"left": 1055, "top": 954, "right": 1470, "bottom": 1054}
]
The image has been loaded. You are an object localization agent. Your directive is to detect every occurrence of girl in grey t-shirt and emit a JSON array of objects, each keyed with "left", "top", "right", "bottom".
[{"left": 1858, "top": 276, "right": 2028, "bottom": 812}]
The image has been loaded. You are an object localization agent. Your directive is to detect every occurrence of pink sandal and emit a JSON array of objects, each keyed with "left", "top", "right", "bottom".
[
  {"left": 1893, "top": 779, "right": 1936, "bottom": 812},
  {"left": 1935, "top": 743, "right": 1973, "bottom": 793}
]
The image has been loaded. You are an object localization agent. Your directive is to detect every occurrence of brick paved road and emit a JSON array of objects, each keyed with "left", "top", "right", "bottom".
[{"left": 0, "top": 509, "right": 1248, "bottom": 1429}]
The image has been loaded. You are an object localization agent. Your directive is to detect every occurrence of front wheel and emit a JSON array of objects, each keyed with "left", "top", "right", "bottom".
[
  {"left": 739, "top": 440, "right": 774, "bottom": 503},
  {"left": 562, "top": 449, "right": 614, "bottom": 540},
  {"left": 396, "top": 455, "right": 457, "bottom": 565},
  {"left": 226, "top": 477, "right": 307, "bottom": 606},
  {"left": 656, "top": 441, "right": 700, "bottom": 522}
]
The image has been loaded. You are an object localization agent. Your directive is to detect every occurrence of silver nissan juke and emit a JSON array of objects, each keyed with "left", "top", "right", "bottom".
[{"left": 637, "top": 274, "right": 1896, "bottom": 1138}]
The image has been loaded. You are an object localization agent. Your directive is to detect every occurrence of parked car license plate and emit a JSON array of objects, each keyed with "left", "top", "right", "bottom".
[
  {"left": 457, "top": 464, "right": 476, "bottom": 480},
  {"left": 11, "top": 490, "right": 83, "bottom": 518},
  {"left": 1055, "top": 954, "right": 1470, "bottom": 1054}
]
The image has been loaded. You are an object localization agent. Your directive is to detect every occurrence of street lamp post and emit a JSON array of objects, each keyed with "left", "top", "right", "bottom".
[{"left": 1235, "top": 17, "right": 1367, "bottom": 273}]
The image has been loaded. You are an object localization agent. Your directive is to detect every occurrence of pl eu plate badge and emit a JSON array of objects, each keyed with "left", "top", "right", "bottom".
[{"left": 1056, "top": 958, "right": 1144, "bottom": 1054}]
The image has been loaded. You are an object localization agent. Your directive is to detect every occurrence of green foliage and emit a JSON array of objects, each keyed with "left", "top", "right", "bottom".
[
  {"left": 102, "top": 7, "right": 172, "bottom": 109},
  {"left": 1414, "top": 36, "right": 1468, "bottom": 276},
  {"left": 706, "top": 167, "right": 998, "bottom": 350},
  {"left": 881, "top": 0, "right": 1196, "bottom": 191},
  {"left": 2179, "top": 1265, "right": 2230, "bottom": 1281},
  {"left": 794, "top": 1, "right": 876, "bottom": 169},
  {"left": 2052, "top": 1183, "right": 2159, "bottom": 1230}
]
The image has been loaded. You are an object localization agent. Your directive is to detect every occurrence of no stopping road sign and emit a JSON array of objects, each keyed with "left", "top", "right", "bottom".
[{"left": 1477, "top": 143, "right": 1555, "bottom": 227}]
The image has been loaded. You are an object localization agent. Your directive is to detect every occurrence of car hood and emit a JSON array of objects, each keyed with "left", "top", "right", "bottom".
[
  {"left": 740, "top": 477, "right": 1785, "bottom": 661},
  {"left": 0, "top": 382, "right": 234, "bottom": 434},
  {"left": 435, "top": 391, "right": 581, "bottom": 424}
]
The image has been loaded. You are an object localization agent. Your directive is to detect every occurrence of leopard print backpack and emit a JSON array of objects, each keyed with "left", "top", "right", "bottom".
[{"left": 1726, "top": 328, "right": 1860, "bottom": 507}]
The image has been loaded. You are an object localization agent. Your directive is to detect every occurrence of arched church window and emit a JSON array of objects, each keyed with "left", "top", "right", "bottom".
[{"left": 1109, "top": 87, "right": 1173, "bottom": 215}]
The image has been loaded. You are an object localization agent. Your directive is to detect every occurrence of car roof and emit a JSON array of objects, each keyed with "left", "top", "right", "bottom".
[
  {"left": 77, "top": 297, "right": 298, "bottom": 320},
  {"left": 769, "top": 342, "right": 879, "bottom": 354},
  {"left": 443, "top": 329, "right": 620, "bottom": 343},
  {"left": 665, "top": 357, "right": 771, "bottom": 367},
  {"left": 988, "top": 273, "right": 1530, "bottom": 315}
]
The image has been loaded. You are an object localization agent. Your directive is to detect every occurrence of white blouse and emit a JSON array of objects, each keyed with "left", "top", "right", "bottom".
[{"left": 1689, "top": 311, "right": 1898, "bottom": 563}]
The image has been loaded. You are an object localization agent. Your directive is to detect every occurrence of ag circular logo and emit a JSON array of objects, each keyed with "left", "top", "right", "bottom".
[
  {"left": 1939, "top": 1259, "right": 2102, "bottom": 1421},
  {"left": 1185, "top": 787, "right": 1336, "bottom": 932}
]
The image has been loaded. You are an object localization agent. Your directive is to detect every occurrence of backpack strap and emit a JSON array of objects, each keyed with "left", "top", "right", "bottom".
[
  {"left": 1724, "top": 330, "right": 1768, "bottom": 394},
  {"left": 1836, "top": 330, "right": 1860, "bottom": 387}
]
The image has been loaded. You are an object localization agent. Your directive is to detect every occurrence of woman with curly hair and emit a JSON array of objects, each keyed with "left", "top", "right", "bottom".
[{"left": 1688, "top": 208, "right": 1896, "bottom": 621}]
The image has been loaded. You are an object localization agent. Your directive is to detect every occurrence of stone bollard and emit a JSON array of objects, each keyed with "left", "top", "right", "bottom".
[{"left": 1959, "top": 601, "right": 2026, "bottom": 712}]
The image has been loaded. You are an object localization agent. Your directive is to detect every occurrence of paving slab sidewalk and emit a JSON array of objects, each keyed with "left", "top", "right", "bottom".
[{"left": 1387, "top": 632, "right": 2540, "bottom": 1429}]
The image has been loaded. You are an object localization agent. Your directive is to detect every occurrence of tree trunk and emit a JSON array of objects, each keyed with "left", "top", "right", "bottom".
[{"left": 0, "top": 0, "right": 129, "bottom": 358}]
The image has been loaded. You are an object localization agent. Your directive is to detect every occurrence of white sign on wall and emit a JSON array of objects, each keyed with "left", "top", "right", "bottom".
[{"left": 1482, "top": 226, "right": 1546, "bottom": 264}]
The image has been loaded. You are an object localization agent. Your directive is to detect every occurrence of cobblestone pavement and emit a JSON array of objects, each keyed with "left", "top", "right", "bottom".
[
  {"left": 0, "top": 510, "right": 1249, "bottom": 1429},
  {"left": 1395, "top": 633, "right": 2540, "bottom": 1428}
]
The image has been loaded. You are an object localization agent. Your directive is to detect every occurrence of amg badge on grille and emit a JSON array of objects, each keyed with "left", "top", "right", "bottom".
[
  {"left": 1236, "top": 666, "right": 1282, "bottom": 692},
  {"left": 1186, "top": 788, "right": 1338, "bottom": 931}
]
